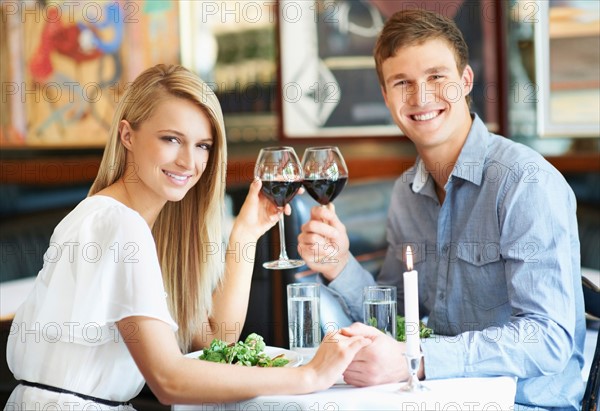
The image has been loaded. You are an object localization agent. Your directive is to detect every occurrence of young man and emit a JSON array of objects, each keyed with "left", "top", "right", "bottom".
[{"left": 297, "top": 9, "right": 586, "bottom": 410}]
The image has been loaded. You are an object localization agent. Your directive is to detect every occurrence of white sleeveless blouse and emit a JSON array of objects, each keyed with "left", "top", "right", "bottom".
[{"left": 6, "top": 196, "right": 178, "bottom": 410}]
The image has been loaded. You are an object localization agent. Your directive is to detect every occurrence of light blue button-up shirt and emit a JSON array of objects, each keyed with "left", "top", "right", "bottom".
[{"left": 327, "top": 115, "right": 586, "bottom": 410}]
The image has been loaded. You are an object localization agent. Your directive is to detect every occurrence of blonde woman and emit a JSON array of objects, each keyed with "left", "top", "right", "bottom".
[{"left": 6, "top": 64, "right": 369, "bottom": 410}]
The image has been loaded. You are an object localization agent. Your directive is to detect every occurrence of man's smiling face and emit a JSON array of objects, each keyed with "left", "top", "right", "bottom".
[{"left": 380, "top": 38, "right": 473, "bottom": 151}]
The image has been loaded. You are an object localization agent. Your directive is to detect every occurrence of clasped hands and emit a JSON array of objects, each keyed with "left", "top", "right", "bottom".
[{"left": 338, "top": 322, "right": 423, "bottom": 386}]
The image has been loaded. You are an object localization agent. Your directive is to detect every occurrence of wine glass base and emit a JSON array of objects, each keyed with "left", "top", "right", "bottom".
[{"left": 263, "top": 259, "right": 305, "bottom": 270}]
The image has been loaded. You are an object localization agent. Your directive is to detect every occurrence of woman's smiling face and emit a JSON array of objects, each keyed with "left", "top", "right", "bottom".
[
  {"left": 380, "top": 38, "right": 473, "bottom": 151},
  {"left": 120, "top": 96, "right": 213, "bottom": 204}
]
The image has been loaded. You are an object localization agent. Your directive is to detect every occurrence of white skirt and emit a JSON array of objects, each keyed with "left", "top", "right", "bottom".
[{"left": 4, "top": 384, "right": 137, "bottom": 411}]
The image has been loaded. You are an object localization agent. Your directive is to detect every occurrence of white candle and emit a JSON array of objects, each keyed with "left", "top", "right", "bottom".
[{"left": 403, "top": 246, "right": 420, "bottom": 357}]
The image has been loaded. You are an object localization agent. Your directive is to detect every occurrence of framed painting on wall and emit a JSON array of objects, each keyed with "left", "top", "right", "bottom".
[
  {"left": 179, "top": 0, "right": 279, "bottom": 144},
  {"left": 278, "top": 0, "right": 503, "bottom": 139},
  {"left": 1, "top": 1, "right": 27, "bottom": 145},
  {"left": 0, "top": 0, "right": 180, "bottom": 149}
]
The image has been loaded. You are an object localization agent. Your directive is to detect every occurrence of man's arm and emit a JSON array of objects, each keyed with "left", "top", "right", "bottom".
[
  {"left": 323, "top": 255, "right": 377, "bottom": 321},
  {"left": 423, "top": 165, "right": 583, "bottom": 382},
  {"left": 297, "top": 204, "right": 377, "bottom": 321}
]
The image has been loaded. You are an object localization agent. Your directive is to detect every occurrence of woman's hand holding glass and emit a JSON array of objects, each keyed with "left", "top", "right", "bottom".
[{"left": 234, "top": 178, "right": 292, "bottom": 243}]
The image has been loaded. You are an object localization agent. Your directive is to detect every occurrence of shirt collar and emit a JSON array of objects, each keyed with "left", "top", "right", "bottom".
[
  {"left": 410, "top": 113, "right": 488, "bottom": 193},
  {"left": 452, "top": 113, "right": 488, "bottom": 186},
  {"left": 411, "top": 157, "right": 428, "bottom": 193}
]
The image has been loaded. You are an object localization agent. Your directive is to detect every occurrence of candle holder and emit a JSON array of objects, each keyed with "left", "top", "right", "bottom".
[{"left": 398, "top": 353, "right": 428, "bottom": 393}]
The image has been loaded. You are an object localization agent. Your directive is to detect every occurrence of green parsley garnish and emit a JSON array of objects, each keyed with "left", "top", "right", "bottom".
[
  {"left": 396, "top": 315, "right": 433, "bottom": 342},
  {"left": 198, "top": 333, "right": 289, "bottom": 367}
]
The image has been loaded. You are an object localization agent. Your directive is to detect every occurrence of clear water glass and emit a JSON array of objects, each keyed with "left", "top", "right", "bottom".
[
  {"left": 287, "top": 283, "right": 321, "bottom": 363},
  {"left": 362, "top": 285, "right": 397, "bottom": 338}
]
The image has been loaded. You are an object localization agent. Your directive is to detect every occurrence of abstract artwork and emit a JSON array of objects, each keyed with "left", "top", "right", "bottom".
[
  {"left": 279, "top": 0, "right": 501, "bottom": 138},
  {"left": 1, "top": 0, "right": 180, "bottom": 148}
]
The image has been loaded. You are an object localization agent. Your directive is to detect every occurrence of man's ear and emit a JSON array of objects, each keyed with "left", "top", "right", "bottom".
[
  {"left": 119, "top": 120, "right": 134, "bottom": 150},
  {"left": 462, "top": 64, "right": 474, "bottom": 96}
]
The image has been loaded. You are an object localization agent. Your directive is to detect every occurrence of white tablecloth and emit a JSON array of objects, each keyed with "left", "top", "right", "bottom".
[
  {"left": 0, "top": 276, "right": 36, "bottom": 321},
  {"left": 173, "top": 376, "right": 517, "bottom": 411}
]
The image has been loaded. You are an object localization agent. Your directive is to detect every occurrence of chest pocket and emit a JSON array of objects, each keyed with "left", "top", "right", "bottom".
[{"left": 455, "top": 243, "right": 509, "bottom": 311}]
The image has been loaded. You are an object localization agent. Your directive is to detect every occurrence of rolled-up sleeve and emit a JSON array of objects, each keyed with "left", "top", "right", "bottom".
[{"left": 326, "top": 255, "right": 376, "bottom": 321}]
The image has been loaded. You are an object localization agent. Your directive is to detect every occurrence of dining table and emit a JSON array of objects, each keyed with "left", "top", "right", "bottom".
[{"left": 172, "top": 375, "right": 517, "bottom": 411}]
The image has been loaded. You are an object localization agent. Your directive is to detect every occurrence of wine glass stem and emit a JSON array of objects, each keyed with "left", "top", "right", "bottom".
[{"left": 277, "top": 213, "right": 290, "bottom": 262}]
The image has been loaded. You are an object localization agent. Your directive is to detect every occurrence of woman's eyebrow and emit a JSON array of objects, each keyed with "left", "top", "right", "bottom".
[{"left": 158, "top": 129, "right": 185, "bottom": 137}]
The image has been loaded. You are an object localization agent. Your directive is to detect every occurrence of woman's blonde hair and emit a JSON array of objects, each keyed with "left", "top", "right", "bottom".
[{"left": 89, "top": 64, "right": 226, "bottom": 351}]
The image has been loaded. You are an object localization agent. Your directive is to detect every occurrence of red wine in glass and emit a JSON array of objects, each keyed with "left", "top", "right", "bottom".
[
  {"left": 302, "top": 177, "right": 347, "bottom": 205},
  {"left": 254, "top": 147, "right": 305, "bottom": 270},
  {"left": 301, "top": 147, "right": 349, "bottom": 206},
  {"left": 260, "top": 180, "right": 303, "bottom": 207}
]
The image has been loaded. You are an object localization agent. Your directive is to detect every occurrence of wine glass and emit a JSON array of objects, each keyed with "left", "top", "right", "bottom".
[
  {"left": 254, "top": 147, "right": 305, "bottom": 270},
  {"left": 301, "top": 146, "right": 349, "bottom": 206}
]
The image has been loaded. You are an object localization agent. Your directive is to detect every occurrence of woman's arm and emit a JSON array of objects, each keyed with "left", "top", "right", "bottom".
[
  {"left": 194, "top": 179, "right": 291, "bottom": 348},
  {"left": 118, "top": 316, "right": 369, "bottom": 405}
]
